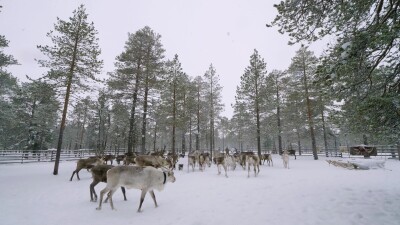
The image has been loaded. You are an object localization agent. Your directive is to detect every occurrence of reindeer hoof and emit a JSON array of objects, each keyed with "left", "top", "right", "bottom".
[{"left": 96, "top": 207, "right": 101, "bottom": 210}]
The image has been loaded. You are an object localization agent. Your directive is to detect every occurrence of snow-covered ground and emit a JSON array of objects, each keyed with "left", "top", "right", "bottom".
[{"left": 1, "top": 155, "right": 400, "bottom": 225}]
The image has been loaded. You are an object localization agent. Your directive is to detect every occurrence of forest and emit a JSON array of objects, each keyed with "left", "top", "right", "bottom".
[{"left": 1, "top": 1, "right": 399, "bottom": 161}]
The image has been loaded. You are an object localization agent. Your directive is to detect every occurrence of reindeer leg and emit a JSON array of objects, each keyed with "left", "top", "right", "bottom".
[
  {"left": 223, "top": 164, "right": 228, "bottom": 178},
  {"left": 76, "top": 169, "right": 81, "bottom": 180},
  {"left": 90, "top": 180, "right": 100, "bottom": 202},
  {"left": 247, "top": 164, "right": 250, "bottom": 178},
  {"left": 121, "top": 187, "right": 127, "bottom": 201},
  {"left": 96, "top": 187, "right": 109, "bottom": 210},
  {"left": 149, "top": 190, "right": 158, "bottom": 208},
  {"left": 108, "top": 189, "right": 117, "bottom": 210},
  {"left": 138, "top": 189, "right": 148, "bottom": 212},
  {"left": 70, "top": 171, "right": 76, "bottom": 181}
]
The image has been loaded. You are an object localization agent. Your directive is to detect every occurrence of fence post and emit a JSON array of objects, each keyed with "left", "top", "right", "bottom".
[{"left": 51, "top": 150, "right": 54, "bottom": 162}]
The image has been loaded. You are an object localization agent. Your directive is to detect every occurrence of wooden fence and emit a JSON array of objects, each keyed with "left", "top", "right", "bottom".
[
  {"left": 0, "top": 145, "right": 398, "bottom": 164},
  {"left": 0, "top": 149, "right": 97, "bottom": 164}
]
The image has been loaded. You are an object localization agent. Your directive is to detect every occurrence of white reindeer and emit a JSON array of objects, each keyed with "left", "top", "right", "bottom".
[
  {"left": 282, "top": 150, "right": 289, "bottom": 169},
  {"left": 96, "top": 166, "right": 176, "bottom": 212}
]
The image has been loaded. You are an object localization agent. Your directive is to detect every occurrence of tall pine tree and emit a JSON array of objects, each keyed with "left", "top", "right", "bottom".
[
  {"left": 235, "top": 49, "right": 267, "bottom": 157},
  {"left": 37, "top": 5, "right": 103, "bottom": 175}
]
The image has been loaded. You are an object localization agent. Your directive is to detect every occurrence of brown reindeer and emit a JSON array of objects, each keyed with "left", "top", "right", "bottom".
[
  {"left": 102, "top": 154, "right": 115, "bottom": 165},
  {"left": 246, "top": 155, "right": 260, "bottom": 177},
  {"left": 70, "top": 157, "right": 104, "bottom": 181},
  {"left": 214, "top": 156, "right": 228, "bottom": 178},
  {"left": 261, "top": 153, "right": 273, "bottom": 166}
]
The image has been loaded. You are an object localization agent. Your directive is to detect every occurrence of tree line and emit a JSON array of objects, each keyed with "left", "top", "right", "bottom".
[{"left": 1, "top": 2, "right": 399, "bottom": 174}]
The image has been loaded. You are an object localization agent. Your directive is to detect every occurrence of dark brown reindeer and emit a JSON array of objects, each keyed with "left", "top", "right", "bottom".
[{"left": 102, "top": 154, "right": 115, "bottom": 165}]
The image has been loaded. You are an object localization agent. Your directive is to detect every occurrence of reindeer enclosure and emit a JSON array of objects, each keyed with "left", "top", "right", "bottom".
[{"left": 0, "top": 156, "right": 399, "bottom": 225}]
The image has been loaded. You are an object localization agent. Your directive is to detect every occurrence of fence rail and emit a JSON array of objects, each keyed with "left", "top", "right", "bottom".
[
  {"left": 0, "top": 145, "right": 398, "bottom": 164},
  {"left": 0, "top": 149, "right": 98, "bottom": 164}
]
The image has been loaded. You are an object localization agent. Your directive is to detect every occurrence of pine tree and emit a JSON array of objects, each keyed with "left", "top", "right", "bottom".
[
  {"left": 193, "top": 76, "right": 208, "bottom": 151},
  {"left": 70, "top": 97, "right": 92, "bottom": 150},
  {"left": 269, "top": 0, "right": 400, "bottom": 140},
  {"left": 0, "top": 28, "right": 19, "bottom": 149},
  {"left": 288, "top": 46, "right": 319, "bottom": 160},
  {"left": 235, "top": 49, "right": 267, "bottom": 157},
  {"left": 140, "top": 28, "right": 165, "bottom": 153},
  {"left": 265, "top": 70, "right": 287, "bottom": 154},
  {"left": 108, "top": 26, "right": 164, "bottom": 154},
  {"left": 13, "top": 81, "right": 59, "bottom": 150},
  {"left": 203, "top": 64, "right": 224, "bottom": 158},
  {"left": 161, "top": 55, "right": 187, "bottom": 154},
  {"left": 37, "top": 5, "right": 103, "bottom": 175}
]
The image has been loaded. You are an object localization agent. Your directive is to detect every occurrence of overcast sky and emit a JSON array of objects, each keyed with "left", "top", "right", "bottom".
[{"left": 0, "top": 0, "right": 326, "bottom": 118}]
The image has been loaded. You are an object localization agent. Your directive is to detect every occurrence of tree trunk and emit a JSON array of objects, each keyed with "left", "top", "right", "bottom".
[
  {"left": 210, "top": 80, "right": 214, "bottom": 159},
  {"left": 53, "top": 73, "right": 73, "bottom": 175},
  {"left": 255, "top": 73, "right": 261, "bottom": 159},
  {"left": 127, "top": 62, "right": 141, "bottom": 154},
  {"left": 302, "top": 53, "right": 318, "bottom": 160},
  {"left": 321, "top": 103, "right": 328, "bottom": 157},
  {"left": 189, "top": 115, "right": 192, "bottom": 152},
  {"left": 196, "top": 82, "right": 200, "bottom": 151},
  {"left": 53, "top": 26, "right": 80, "bottom": 174},
  {"left": 297, "top": 130, "right": 302, "bottom": 156},
  {"left": 141, "top": 75, "right": 149, "bottom": 154},
  {"left": 172, "top": 78, "right": 176, "bottom": 155},
  {"left": 78, "top": 106, "right": 87, "bottom": 149},
  {"left": 276, "top": 75, "right": 283, "bottom": 154},
  {"left": 127, "top": 99, "right": 136, "bottom": 153},
  {"left": 153, "top": 122, "right": 157, "bottom": 151}
]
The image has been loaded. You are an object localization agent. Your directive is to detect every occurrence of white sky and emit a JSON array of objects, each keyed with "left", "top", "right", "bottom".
[{"left": 0, "top": 0, "right": 326, "bottom": 118}]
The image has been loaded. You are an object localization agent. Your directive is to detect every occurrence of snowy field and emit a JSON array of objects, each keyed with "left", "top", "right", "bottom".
[{"left": 1, "top": 155, "right": 400, "bottom": 225}]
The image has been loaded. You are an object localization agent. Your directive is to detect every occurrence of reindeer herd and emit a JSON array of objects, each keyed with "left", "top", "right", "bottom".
[{"left": 69, "top": 149, "right": 293, "bottom": 213}]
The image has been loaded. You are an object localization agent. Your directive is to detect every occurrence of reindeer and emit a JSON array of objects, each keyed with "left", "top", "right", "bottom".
[
  {"left": 115, "top": 155, "right": 125, "bottom": 165},
  {"left": 102, "top": 154, "right": 115, "bottom": 165},
  {"left": 134, "top": 155, "right": 170, "bottom": 168},
  {"left": 70, "top": 157, "right": 103, "bottom": 181},
  {"left": 238, "top": 152, "right": 254, "bottom": 169},
  {"left": 261, "top": 153, "right": 273, "bottom": 166},
  {"left": 124, "top": 154, "right": 136, "bottom": 165},
  {"left": 96, "top": 166, "right": 176, "bottom": 212},
  {"left": 198, "top": 153, "right": 211, "bottom": 171},
  {"left": 224, "top": 154, "right": 236, "bottom": 170},
  {"left": 246, "top": 155, "right": 260, "bottom": 177},
  {"left": 166, "top": 153, "right": 179, "bottom": 169},
  {"left": 187, "top": 155, "right": 196, "bottom": 172},
  {"left": 214, "top": 156, "right": 228, "bottom": 178},
  {"left": 90, "top": 164, "right": 127, "bottom": 202},
  {"left": 282, "top": 150, "right": 289, "bottom": 169}
]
